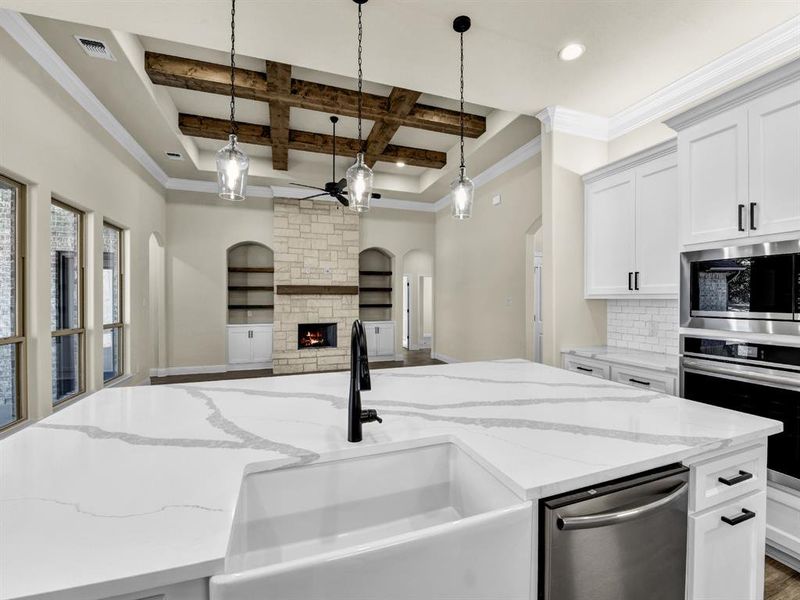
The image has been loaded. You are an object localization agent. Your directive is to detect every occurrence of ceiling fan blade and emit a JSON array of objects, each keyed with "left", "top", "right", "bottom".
[
  {"left": 300, "top": 193, "right": 328, "bottom": 200},
  {"left": 371, "top": 193, "right": 382, "bottom": 199},
  {"left": 290, "top": 182, "right": 326, "bottom": 192},
  {"left": 337, "top": 178, "right": 347, "bottom": 191},
  {"left": 336, "top": 194, "right": 350, "bottom": 207}
]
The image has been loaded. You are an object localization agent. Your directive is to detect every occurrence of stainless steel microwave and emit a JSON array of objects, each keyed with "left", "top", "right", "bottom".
[{"left": 680, "top": 240, "right": 800, "bottom": 335}]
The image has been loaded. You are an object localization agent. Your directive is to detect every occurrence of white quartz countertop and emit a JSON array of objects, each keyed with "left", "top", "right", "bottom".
[
  {"left": 0, "top": 360, "right": 781, "bottom": 600},
  {"left": 562, "top": 346, "right": 680, "bottom": 373}
]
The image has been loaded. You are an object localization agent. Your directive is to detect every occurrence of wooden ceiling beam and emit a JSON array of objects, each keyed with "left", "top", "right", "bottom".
[
  {"left": 146, "top": 52, "right": 485, "bottom": 138},
  {"left": 265, "top": 60, "right": 291, "bottom": 171},
  {"left": 364, "top": 87, "right": 421, "bottom": 168},
  {"left": 178, "top": 113, "right": 447, "bottom": 169}
]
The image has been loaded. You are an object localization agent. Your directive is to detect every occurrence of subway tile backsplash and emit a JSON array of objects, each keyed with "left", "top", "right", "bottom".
[{"left": 607, "top": 299, "right": 679, "bottom": 355}]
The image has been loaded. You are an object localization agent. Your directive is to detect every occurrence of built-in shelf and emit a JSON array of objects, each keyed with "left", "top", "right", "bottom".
[
  {"left": 228, "top": 267, "right": 275, "bottom": 273},
  {"left": 359, "top": 250, "right": 393, "bottom": 320},
  {"left": 359, "top": 270, "right": 392, "bottom": 276},
  {"left": 228, "top": 286, "right": 274, "bottom": 291},
  {"left": 360, "top": 303, "right": 392, "bottom": 308},
  {"left": 228, "top": 304, "right": 275, "bottom": 310},
  {"left": 359, "top": 287, "right": 392, "bottom": 292}
]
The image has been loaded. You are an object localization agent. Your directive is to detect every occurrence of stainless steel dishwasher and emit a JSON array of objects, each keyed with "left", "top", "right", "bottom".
[{"left": 539, "top": 464, "right": 689, "bottom": 600}]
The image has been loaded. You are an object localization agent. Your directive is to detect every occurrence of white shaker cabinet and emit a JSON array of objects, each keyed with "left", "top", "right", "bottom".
[
  {"left": 363, "top": 321, "right": 395, "bottom": 360},
  {"left": 227, "top": 324, "right": 273, "bottom": 367},
  {"left": 584, "top": 140, "right": 678, "bottom": 299},
  {"left": 585, "top": 170, "right": 637, "bottom": 297},
  {"left": 748, "top": 83, "right": 800, "bottom": 236}
]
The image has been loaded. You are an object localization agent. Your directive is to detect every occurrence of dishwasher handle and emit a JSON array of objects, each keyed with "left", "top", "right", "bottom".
[{"left": 556, "top": 482, "right": 688, "bottom": 531}]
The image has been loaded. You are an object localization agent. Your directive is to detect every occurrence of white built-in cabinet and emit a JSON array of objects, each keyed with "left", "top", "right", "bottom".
[
  {"left": 584, "top": 141, "right": 678, "bottom": 299},
  {"left": 666, "top": 63, "right": 800, "bottom": 246},
  {"left": 227, "top": 324, "right": 272, "bottom": 367},
  {"left": 363, "top": 321, "right": 395, "bottom": 360}
]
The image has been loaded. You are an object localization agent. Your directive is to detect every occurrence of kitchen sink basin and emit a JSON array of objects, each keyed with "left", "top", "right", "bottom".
[{"left": 210, "top": 438, "right": 532, "bottom": 600}]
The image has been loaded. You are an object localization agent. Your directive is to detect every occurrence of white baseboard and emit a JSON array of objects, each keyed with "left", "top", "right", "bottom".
[
  {"left": 150, "top": 364, "right": 228, "bottom": 378},
  {"left": 227, "top": 361, "right": 272, "bottom": 372},
  {"left": 432, "top": 352, "right": 460, "bottom": 363}
]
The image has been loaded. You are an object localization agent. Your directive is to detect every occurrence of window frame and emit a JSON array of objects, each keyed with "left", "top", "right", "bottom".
[
  {"left": 0, "top": 174, "right": 26, "bottom": 432},
  {"left": 50, "top": 198, "right": 85, "bottom": 406},
  {"left": 102, "top": 222, "right": 124, "bottom": 384}
]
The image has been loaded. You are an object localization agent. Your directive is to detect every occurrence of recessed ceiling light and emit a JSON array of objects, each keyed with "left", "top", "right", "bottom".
[
  {"left": 558, "top": 43, "right": 585, "bottom": 62},
  {"left": 396, "top": 161, "right": 406, "bottom": 168}
]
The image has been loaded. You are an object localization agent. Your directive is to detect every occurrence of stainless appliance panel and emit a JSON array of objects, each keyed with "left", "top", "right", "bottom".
[{"left": 541, "top": 466, "right": 689, "bottom": 600}]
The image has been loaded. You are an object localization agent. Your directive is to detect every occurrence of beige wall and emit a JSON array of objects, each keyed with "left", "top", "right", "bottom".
[
  {"left": 0, "top": 28, "right": 166, "bottom": 426},
  {"left": 164, "top": 191, "right": 274, "bottom": 368},
  {"left": 608, "top": 120, "right": 676, "bottom": 162},
  {"left": 434, "top": 157, "right": 542, "bottom": 362}
]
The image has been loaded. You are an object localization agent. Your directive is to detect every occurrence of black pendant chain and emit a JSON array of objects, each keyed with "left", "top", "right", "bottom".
[
  {"left": 357, "top": 2, "right": 364, "bottom": 153},
  {"left": 229, "top": 0, "right": 237, "bottom": 135},
  {"left": 459, "top": 30, "right": 465, "bottom": 170}
]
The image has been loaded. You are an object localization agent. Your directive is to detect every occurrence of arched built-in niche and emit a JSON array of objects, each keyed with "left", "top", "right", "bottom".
[
  {"left": 359, "top": 247, "right": 393, "bottom": 322},
  {"left": 227, "top": 242, "right": 274, "bottom": 325}
]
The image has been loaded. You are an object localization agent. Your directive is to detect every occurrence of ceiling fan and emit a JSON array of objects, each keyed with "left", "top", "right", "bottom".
[{"left": 289, "top": 116, "right": 381, "bottom": 208}]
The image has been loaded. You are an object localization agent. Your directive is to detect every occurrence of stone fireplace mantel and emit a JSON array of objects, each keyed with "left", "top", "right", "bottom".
[{"left": 276, "top": 285, "right": 359, "bottom": 295}]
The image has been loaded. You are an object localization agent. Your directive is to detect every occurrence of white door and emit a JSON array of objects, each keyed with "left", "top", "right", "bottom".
[
  {"left": 679, "top": 107, "right": 749, "bottom": 245},
  {"left": 250, "top": 326, "right": 272, "bottom": 363},
  {"left": 585, "top": 169, "right": 637, "bottom": 297},
  {"left": 749, "top": 83, "right": 800, "bottom": 236},
  {"left": 228, "top": 327, "right": 252, "bottom": 364},
  {"left": 377, "top": 323, "right": 395, "bottom": 356},
  {"left": 687, "top": 491, "right": 766, "bottom": 600},
  {"left": 402, "top": 276, "right": 410, "bottom": 349},
  {"left": 635, "top": 154, "right": 679, "bottom": 295},
  {"left": 533, "top": 255, "right": 543, "bottom": 363}
]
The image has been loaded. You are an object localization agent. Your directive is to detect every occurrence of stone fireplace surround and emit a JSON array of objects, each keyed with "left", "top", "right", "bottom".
[{"left": 272, "top": 198, "right": 359, "bottom": 374}]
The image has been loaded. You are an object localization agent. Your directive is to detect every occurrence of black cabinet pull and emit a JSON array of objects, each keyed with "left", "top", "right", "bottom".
[
  {"left": 628, "top": 272, "right": 633, "bottom": 291},
  {"left": 718, "top": 470, "right": 753, "bottom": 486},
  {"left": 629, "top": 377, "right": 651, "bottom": 386},
  {"left": 634, "top": 271, "right": 640, "bottom": 291},
  {"left": 721, "top": 508, "right": 756, "bottom": 526},
  {"left": 738, "top": 204, "right": 746, "bottom": 231},
  {"left": 750, "top": 202, "right": 757, "bottom": 230},
  {"left": 576, "top": 366, "right": 593, "bottom": 373}
]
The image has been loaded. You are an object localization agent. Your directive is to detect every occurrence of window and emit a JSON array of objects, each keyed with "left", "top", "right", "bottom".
[
  {"left": 103, "top": 223, "right": 123, "bottom": 383},
  {"left": 0, "top": 175, "right": 25, "bottom": 430},
  {"left": 50, "top": 200, "right": 84, "bottom": 405}
]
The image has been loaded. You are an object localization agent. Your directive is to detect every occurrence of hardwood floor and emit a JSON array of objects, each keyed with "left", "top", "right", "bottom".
[
  {"left": 150, "top": 349, "right": 442, "bottom": 385},
  {"left": 767, "top": 557, "right": 800, "bottom": 600}
]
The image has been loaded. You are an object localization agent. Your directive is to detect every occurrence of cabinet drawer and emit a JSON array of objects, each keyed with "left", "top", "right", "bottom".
[
  {"left": 562, "top": 356, "right": 610, "bottom": 380},
  {"left": 611, "top": 365, "right": 675, "bottom": 394},
  {"left": 690, "top": 445, "right": 767, "bottom": 513},
  {"left": 687, "top": 490, "right": 766, "bottom": 600}
]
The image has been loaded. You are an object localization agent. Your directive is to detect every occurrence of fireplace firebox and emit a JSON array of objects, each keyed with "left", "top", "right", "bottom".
[{"left": 298, "top": 323, "right": 338, "bottom": 349}]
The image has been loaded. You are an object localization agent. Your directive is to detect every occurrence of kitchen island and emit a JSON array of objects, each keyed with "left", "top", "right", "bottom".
[{"left": 0, "top": 360, "right": 782, "bottom": 600}]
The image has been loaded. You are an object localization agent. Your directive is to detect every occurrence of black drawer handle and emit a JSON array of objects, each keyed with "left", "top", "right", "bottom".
[
  {"left": 721, "top": 508, "right": 756, "bottom": 526},
  {"left": 576, "top": 366, "right": 593, "bottom": 373},
  {"left": 629, "top": 378, "right": 651, "bottom": 386},
  {"left": 718, "top": 470, "right": 753, "bottom": 486},
  {"left": 738, "top": 204, "right": 745, "bottom": 232},
  {"left": 750, "top": 202, "right": 757, "bottom": 230}
]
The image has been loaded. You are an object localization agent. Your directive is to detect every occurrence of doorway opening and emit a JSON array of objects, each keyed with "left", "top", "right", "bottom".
[{"left": 402, "top": 275, "right": 410, "bottom": 349}]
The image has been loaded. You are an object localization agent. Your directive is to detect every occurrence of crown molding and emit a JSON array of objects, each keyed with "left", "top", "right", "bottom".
[
  {"left": 535, "top": 107, "right": 610, "bottom": 141},
  {"left": 166, "top": 178, "right": 275, "bottom": 198},
  {"left": 582, "top": 138, "right": 676, "bottom": 184},
  {"left": 615, "top": 15, "right": 800, "bottom": 137},
  {"left": 433, "top": 135, "right": 542, "bottom": 212},
  {"left": 0, "top": 9, "right": 169, "bottom": 187}
]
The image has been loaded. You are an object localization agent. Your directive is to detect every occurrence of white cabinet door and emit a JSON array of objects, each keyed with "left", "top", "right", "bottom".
[
  {"left": 365, "top": 324, "right": 379, "bottom": 358},
  {"left": 227, "top": 328, "right": 253, "bottom": 364},
  {"left": 377, "top": 323, "right": 395, "bottom": 356},
  {"left": 748, "top": 83, "right": 800, "bottom": 237},
  {"left": 635, "top": 154, "right": 679, "bottom": 295},
  {"left": 688, "top": 490, "right": 766, "bottom": 600},
  {"left": 679, "top": 108, "right": 749, "bottom": 246},
  {"left": 251, "top": 326, "right": 272, "bottom": 363},
  {"left": 585, "top": 170, "right": 636, "bottom": 297}
]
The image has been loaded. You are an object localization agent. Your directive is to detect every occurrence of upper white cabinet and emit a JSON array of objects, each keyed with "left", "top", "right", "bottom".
[
  {"left": 667, "top": 60, "right": 800, "bottom": 247},
  {"left": 584, "top": 141, "right": 678, "bottom": 299}
]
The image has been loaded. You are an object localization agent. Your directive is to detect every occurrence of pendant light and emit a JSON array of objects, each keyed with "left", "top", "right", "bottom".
[
  {"left": 451, "top": 15, "right": 474, "bottom": 220},
  {"left": 216, "top": 0, "right": 250, "bottom": 201},
  {"left": 345, "top": 0, "right": 373, "bottom": 213}
]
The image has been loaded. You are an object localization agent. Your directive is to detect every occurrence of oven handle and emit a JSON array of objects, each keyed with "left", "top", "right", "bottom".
[
  {"left": 682, "top": 357, "right": 800, "bottom": 389},
  {"left": 556, "top": 482, "right": 687, "bottom": 531}
]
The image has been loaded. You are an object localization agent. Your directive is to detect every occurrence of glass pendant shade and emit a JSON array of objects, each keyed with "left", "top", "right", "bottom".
[
  {"left": 346, "top": 152, "right": 373, "bottom": 213},
  {"left": 216, "top": 134, "right": 249, "bottom": 201},
  {"left": 450, "top": 166, "right": 474, "bottom": 219}
]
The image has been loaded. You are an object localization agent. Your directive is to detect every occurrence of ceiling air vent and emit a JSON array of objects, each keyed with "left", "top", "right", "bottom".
[
  {"left": 74, "top": 36, "right": 116, "bottom": 61},
  {"left": 165, "top": 152, "right": 184, "bottom": 161}
]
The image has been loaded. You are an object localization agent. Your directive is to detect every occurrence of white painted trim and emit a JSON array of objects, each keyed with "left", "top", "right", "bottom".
[
  {"left": 0, "top": 9, "right": 169, "bottom": 187},
  {"left": 167, "top": 177, "right": 275, "bottom": 198},
  {"left": 535, "top": 107, "right": 610, "bottom": 141},
  {"left": 149, "top": 365, "right": 227, "bottom": 378},
  {"left": 582, "top": 138, "right": 677, "bottom": 184},
  {"left": 432, "top": 352, "right": 461, "bottom": 363},
  {"left": 433, "top": 136, "right": 542, "bottom": 212},
  {"left": 226, "top": 361, "right": 272, "bottom": 371}
]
